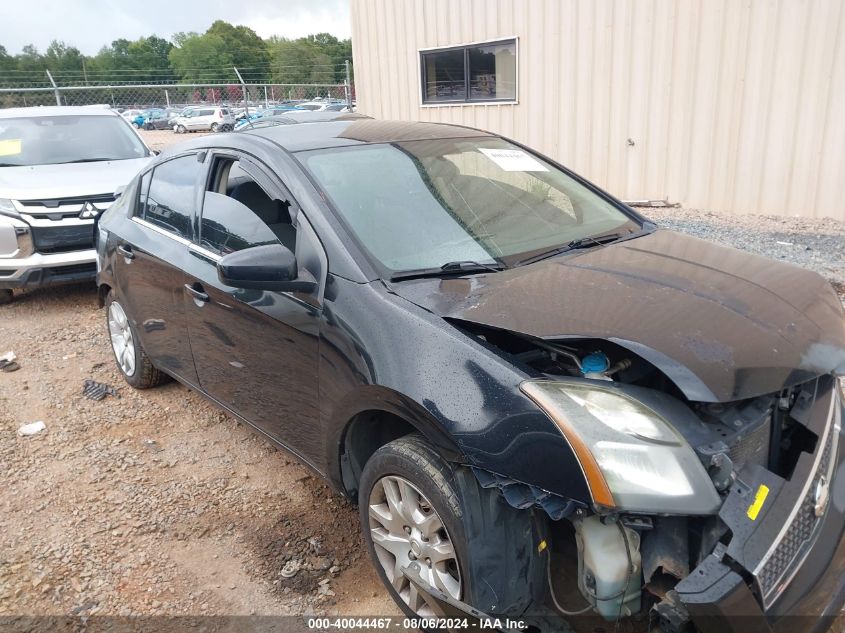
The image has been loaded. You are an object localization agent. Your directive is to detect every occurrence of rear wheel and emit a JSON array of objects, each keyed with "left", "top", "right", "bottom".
[
  {"left": 210, "top": 122, "right": 219, "bottom": 132},
  {"left": 105, "top": 291, "right": 164, "bottom": 389}
]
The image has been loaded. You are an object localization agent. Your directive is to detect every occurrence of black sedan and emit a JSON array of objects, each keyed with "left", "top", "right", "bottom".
[{"left": 95, "top": 120, "right": 845, "bottom": 631}]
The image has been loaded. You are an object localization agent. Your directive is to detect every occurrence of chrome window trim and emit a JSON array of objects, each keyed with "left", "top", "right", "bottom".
[
  {"left": 188, "top": 243, "right": 222, "bottom": 262},
  {"left": 130, "top": 216, "right": 192, "bottom": 246}
]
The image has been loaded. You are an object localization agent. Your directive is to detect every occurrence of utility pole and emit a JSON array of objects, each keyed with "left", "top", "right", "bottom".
[
  {"left": 165, "top": 89, "right": 170, "bottom": 108},
  {"left": 45, "top": 70, "right": 61, "bottom": 106},
  {"left": 233, "top": 67, "right": 248, "bottom": 117},
  {"left": 264, "top": 85, "right": 269, "bottom": 108},
  {"left": 344, "top": 60, "right": 353, "bottom": 109}
]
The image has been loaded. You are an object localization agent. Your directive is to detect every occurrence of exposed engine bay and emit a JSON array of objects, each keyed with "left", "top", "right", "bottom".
[{"left": 459, "top": 321, "right": 842, "bottom": 628}]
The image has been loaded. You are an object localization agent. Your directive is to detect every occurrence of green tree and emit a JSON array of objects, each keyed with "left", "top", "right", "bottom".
[
  {"left": 15, "top": 45, "right": 46, "bottom": 75},
  {"left": 169, "top": 21, "right": 268, "bottom": 84},
  {"left": 169, "top": 31, "right": 233, "bottom": 83}
]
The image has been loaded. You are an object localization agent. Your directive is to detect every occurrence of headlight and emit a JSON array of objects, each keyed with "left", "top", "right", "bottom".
[
  {"left": 0, "top": 198, "right": 20, "bottom": 219},
  {"left": 521, "top": 380, "right": 721, "bottom": 515}
]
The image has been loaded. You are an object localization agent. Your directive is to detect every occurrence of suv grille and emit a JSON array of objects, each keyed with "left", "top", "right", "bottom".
[
  {"left": 19, "top": 193, "right": 116, "bottom": 210},
  {"left": 31, "top": 224, "right": 95, "bottom": 254},
  {"left": 755, "top": 402, "right": 838, "bottom": 607}
]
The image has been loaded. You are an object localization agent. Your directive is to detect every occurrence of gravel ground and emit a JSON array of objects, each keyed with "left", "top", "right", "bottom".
[{"left": 0, "top": 129, "right": 840, "bottom": 627}]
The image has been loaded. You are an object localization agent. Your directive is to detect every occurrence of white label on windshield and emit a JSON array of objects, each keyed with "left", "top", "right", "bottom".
[{"left": 479, "top": 148, "right": 548, "bottom": 172}]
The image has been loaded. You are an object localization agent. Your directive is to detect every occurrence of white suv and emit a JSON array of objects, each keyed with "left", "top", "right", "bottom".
[
  {"left": 172, "top": 107, "right": 235, "bottom": 133},
  {"left": 0, "top": 106, "right": 152, "bottom": 303}
]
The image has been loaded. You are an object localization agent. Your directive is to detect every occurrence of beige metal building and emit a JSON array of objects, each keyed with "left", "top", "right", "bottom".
[{"left": 350, "top": 0, "right": 845, "bottom": 221}]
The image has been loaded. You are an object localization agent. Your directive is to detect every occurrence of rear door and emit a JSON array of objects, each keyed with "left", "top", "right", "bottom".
[
  {"left": 182, "top": 153, "right": 324, "bottom": 464},
  {"left": 113, "top": 153, "right": 205, "bottom": 385}
]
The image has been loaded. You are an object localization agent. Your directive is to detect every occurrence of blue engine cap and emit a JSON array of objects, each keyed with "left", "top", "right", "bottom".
[{"left": 581, "top": 352, "right": 610, "bottom": 374}]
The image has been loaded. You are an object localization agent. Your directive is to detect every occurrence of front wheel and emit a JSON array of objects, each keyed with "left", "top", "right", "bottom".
[
  {"left": 360, "top": 436, "right": 466, "bottom": 617},
  {"left": 105, "top": 291, "right": 165, "bottom": 389},
  {"left": 175, "top": 124, "right": 186, "bottom": 134}
]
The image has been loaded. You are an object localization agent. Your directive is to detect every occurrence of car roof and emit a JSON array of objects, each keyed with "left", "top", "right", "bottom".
[
  {"left": 244, "top": 119, "right": 495, "bottom": 152},
  {"left": 0, "top": 105, "right": 120, "bottom": 119}
]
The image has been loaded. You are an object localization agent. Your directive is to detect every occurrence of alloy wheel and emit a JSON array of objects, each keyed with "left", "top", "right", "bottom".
[
  {"left": 108, "top": 301, "right": 136, "bottom": 377},
  {"left": 368, "top": 475, "right": 461, "bottom": 615}
]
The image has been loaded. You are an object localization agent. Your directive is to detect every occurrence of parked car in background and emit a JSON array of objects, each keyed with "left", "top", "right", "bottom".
[
  {"left": 0, "top": 106, "right": 152, "bottom": 303},
  {"left": 295, "top": 100, "right": 345, "bottom": 111},
  {"left": 120, "top": 109, "right": 144, "bottom": 122},
  {"left": 233, "top": 106, "right": 308, "bottom": 130},
  {"left": 234, "top": 111, "right": 370, "bottom": 131},
  {"left": 95, "top": 119, "right": 845, "bottom": 630},
  {"left": 140, "top": 109, "right": 178, "bottom": 131},
  {"left": 172, "top": 107, "right": 235, "bottom": 133},
  {"left": 131, "top": 108, "right": 165, "bottom": 129}
]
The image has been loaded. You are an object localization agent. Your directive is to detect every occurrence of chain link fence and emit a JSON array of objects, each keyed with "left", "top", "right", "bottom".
[{"left": 0, "top": 82, "right": 352, "bottom": 110}]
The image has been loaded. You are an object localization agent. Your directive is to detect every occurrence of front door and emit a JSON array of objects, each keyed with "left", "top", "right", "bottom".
[{"left": 182, "top": 154, "right": 323, "bottom": 465}]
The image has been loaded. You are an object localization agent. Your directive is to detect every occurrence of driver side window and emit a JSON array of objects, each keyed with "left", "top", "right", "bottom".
[{"left": 199, "top": 156, "right": 297, "bottom": 256}]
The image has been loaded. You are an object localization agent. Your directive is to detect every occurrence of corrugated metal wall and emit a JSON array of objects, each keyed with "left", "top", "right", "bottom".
[{"left": 350, "top": 0, "right": 845, "bottom": 221}]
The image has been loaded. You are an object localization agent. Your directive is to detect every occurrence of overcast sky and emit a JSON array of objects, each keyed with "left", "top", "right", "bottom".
[{"left": 3, "top": 0, "right": 352, "bottom": 55}]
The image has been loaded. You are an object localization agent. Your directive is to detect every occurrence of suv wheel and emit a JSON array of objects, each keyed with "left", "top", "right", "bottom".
[
  {"left": 360, "top": 436, "right": 467, "bottom": 616},
  {"left": 210, "top": 122, "right": 219, "bottom": 132},
  {"left": 105, "top": 291, "right": 164, "bottom": 389}
]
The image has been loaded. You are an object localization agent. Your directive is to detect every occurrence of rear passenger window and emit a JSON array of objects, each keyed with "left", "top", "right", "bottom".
[
  {"left": 199, "top": 157, "right": 296, "bottom": 256},
  {"left": 144, "top": 154, "right": 201, "bottom": 240}
]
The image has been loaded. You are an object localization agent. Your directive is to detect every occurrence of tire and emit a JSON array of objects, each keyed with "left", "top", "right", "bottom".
[
  {"left": 105, "top": 290, "right": 165, "bottom": 389},
  {"left": 359, "top": 435, "right": 545, "bottom": 620},
  {"left": 210, "top": 122, "right": 219, "bottom": 132},
  {"left": 133, "top": 122, "right": 141, "bottom": 129},
  {"left": 175, "top": 124, "right": 186, "bottom": 134},
  {"left": 360, "top": 436, "right": 467, "bottom": 618},
  {"left": 0, "top": 289, "right": 13, "bottom": 305}
]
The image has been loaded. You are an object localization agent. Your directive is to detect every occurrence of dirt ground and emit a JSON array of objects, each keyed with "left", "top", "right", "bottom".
[{"left": 0, "top": 283, "right": 398, "bottom": 620}]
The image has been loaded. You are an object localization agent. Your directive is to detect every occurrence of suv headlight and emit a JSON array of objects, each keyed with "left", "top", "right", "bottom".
[
  {"left": 0, "top": 198, "right": 20, "bottom": 219},
  {"left": 521, "top": 380, "right": 721, "bottom": 515}
]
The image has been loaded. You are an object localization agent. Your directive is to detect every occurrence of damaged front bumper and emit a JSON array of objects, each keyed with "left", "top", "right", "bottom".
[{"left": 662, "top": 378, "right": 844, "bottom": 633}]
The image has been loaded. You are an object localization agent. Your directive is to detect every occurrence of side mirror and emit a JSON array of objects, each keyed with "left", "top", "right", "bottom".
[{"left": 217, "top": 243, "right": 316, "bottom": 293}]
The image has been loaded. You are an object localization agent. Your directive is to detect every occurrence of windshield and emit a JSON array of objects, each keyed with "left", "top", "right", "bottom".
[
  {"left": 0, "top": 115, "right": 149, "bottom": 166},
  {"left": 299, "top": 137, "right": 638, "bottom": 274}
]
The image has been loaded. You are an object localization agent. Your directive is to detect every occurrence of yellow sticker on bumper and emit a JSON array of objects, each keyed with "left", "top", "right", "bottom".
[
  {"left": 747, "top": 484, "right": 770, "bottom": 520},
  {"left": 0, "top": 139, "right": 22, "bottom": 156}
]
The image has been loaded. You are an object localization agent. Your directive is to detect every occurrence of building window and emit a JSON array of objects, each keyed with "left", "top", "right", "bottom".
[{"left": 421, "top": 38, "right": 517, "bottom": 104}]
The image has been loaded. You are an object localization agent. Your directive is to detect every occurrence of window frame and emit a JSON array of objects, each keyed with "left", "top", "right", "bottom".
[
  {"left": 131, "top": 152, "right": 203, "bottom": 243},
  {"left": 191, "top": 151, "right": 301, "bottom": 261},
  {"left": 419, "top": 36, "right": 519, "bottom": 107}
]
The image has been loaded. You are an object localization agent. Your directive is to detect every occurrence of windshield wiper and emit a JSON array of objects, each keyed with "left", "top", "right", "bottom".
[
  {"left": 0, "top": 163, "right": 23, "bottom": 168},
  {"left": 514, "top": 229, "right": 644, "bottom": 267},
  {"left": 390, "top": 260, "right": 504, "bottom": 282}
]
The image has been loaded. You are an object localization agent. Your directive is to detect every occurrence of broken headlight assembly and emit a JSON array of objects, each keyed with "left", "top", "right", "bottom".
[{"left": 521, "top": 380, "right": 721, "bottom": 515}]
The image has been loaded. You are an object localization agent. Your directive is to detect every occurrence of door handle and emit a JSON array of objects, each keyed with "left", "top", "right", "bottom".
[
  {"left": 117, "top": 244, "right": 135, "bottom": 260},
  {"left": 184, "top": 283, "right": 209, "bottom": 303}
]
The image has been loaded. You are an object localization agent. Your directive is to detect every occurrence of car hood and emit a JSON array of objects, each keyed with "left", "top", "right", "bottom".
[
  {"left": 388, "top": 230, "right": 845, "bottom": 402},
  {"left": 0, "top": 158, "right": 151, "bottom": 201}
]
